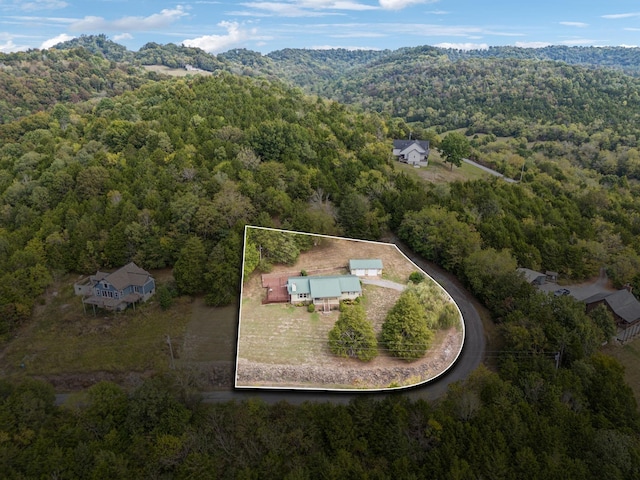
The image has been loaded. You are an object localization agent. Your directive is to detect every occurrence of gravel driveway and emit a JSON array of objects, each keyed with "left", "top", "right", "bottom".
[
  {"left": 361, "top": 278, "right": 406, "bottom": 291},
  {"left": 536, "top": 268, "right": 615, "bottom": 301}
]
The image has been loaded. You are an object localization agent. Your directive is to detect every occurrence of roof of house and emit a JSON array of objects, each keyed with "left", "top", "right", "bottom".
[
  {"left": 585, "top": 289, "right": 640, "bottom": 324},
  {"left": 287, "top": 275, "right": 362, "bottom": 298},
  {"left": 393, "top": 139, "right": 430, "bottom": 152},
  {"left": 516, "top": 267, "right": 546, "bottom": 283},
  {"left": 98, "top": 262, "right": 153, "bottom": 290},
  {"left": 349, "top": 259, "right": 383, "bottom": 270}
]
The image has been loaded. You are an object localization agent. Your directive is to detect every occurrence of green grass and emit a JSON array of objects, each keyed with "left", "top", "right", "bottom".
[
  {"left": 238, "top": 297, "right": 338, "bottom": 364},
  {"left": 603, "top": 337, "right": 640, "bottom": 404},
  {"left": 396, "top": 150, "right": 491, "bottom": 184},
  {"left": 1, "top": 276, "right": 190, "bottom": 377}
]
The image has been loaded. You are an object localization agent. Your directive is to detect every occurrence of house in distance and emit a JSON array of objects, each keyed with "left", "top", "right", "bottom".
[
  {"left": 74, "top": 262, "right": 156, "bottom": 312},
  {"left": 392, "top": 139, "right": 430, "bottom": 167}
]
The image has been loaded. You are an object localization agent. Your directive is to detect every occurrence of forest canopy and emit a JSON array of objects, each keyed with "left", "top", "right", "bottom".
[{"left": 1, "top": 39, "right": 640, "bottom": 477}]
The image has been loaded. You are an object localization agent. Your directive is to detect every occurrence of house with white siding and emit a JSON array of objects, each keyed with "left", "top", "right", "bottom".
[
  {"left": 349, "top": 259, "right": 383, "bottom": 277},
  {"left": 393, "top": 140, "right": 430, "bottom": 167}
]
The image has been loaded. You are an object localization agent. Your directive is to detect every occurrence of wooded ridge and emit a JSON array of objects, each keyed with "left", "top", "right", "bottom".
[{"left": 0, "top": 36, "right": 639, "bottom": 478}]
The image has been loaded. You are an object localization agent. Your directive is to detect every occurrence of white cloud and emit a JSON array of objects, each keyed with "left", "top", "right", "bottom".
[
  {"left": 238, "top": 1, "right": 376, "bottom": 17},
  {"left": 0, "top": 39, "right": 29, "bottom": 53},
  {"left": 19, "top": 1, "right": 68, "bottom": 12},
  {"left": 379, "top": 0, "right": 437, "bottom": 10},
  {"left": 3, "top": 15, "right": 75, "bottom": 26},
  {"left": 559, "top": 21, "right": 588, "bottom": 28},
  {"left": 69, "top": 5, "right": 188, "bottom": 32},
  {"left": 40, "top": 32, "right": 74, "bottom": 49},
  {"left": 435, "top": 42, "right": 488, "bottom": 50},
  {"left": 619, "top": 44, "right": 639, "bottom": 48},
  {"left": 602, "top": 12, "right": 640, "bottom": 19},
  {"left": 329, "top": 32, "right": 386, "bottom": 38},
  {"left": 182, "top": 21, "right": 262, "bottom": 53},
  {"left": 515, "top": 41, "right": 551, "bottom": 48},
  {"left": 558, "top": 38, "right": 596, "bottom": 46},
  {"left": 302, "top": 0, "right": 378, "bottom": 10},
  {"left": 237, "top": 2, "right": 320, "bottom": 17},
  {"left": 114, "top": 33, "right": 133, "bottom": 41}
]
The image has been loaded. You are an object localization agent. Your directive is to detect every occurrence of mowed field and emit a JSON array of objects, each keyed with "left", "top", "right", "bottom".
[{"left": 236, "top": 235, "right": 464, "bottom": 389}]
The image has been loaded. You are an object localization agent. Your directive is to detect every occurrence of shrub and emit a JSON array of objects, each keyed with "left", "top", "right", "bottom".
[
  {"left": 157, "top": 285, "right": 174, "bottom": 310},
  {"left": 409, "top": 271, "right": 425, "bottom": 284},
  {"left": 307, "top": 303, "right": 315, "bottom": 313},
  {"left": 438, "top": 303, "right": 460, "bottom": 329}
]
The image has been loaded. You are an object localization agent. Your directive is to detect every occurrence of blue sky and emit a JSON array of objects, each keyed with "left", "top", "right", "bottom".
[{"left": 1, "top": 1, "right": 640, "bottom": 54}]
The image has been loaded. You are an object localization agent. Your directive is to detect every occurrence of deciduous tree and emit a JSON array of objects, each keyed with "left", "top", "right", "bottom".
[{"left": 440, "top": 132, "right": 471, "bottom": 170}]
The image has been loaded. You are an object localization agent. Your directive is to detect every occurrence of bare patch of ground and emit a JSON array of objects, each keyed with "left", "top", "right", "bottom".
[
  {"left": 237, "top": 234, "right": 464, "bottom": 390},
  {"left": 142, "top": 65, "right": 213, "bottom": 77}
]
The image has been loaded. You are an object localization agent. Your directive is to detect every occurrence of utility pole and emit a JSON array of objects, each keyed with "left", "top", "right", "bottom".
[{"left": 166, "top": 335, "right": 175, "bottom": 369}]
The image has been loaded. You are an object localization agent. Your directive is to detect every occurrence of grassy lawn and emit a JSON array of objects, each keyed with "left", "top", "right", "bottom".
[
  {"left": 0, "top": 275, "right": 190, "bottom": 378},
  {"left": 396, "top": 149, "right": 491, "bottom": 184},
  {"left": 603, "top": 338, "right": 640, "bottom": 404},
  {"left": 238, "top": 296, "right": 339, "bottom": 364}
]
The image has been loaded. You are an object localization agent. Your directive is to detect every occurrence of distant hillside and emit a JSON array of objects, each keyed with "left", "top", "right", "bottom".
[
  {"left": 317, "top": 51, "right": 640, "bottom": 137},
  {"left": 264, "top": 48, "right": 391, "bottom": 89},
  {"left": 52, "top": 34, "right": 135, "bottom": 63},
  {"left": 443, "top": 45, "right": 640, "bottom": 76},
  {"left": 27, "top": 37, "right": 640, "bottom": 141},
  {"left": 0, "top": 47, "right": 150, "bottom": 124}
]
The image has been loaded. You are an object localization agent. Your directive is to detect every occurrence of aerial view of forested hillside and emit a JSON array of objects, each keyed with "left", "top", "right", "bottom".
[{"left": 1, "top": 32, "right": 640, "bottom": 477}]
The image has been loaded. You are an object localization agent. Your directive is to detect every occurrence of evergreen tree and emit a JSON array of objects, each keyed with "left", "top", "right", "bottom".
[
  {"left": 328, "top": 304, "right": 378, "bottom": 361},
  {"left": 381, "top": 292, "right": 433, "bottom": 360},
  {"left": 173, "top": 237, "right": 207, "bottom": 295}
]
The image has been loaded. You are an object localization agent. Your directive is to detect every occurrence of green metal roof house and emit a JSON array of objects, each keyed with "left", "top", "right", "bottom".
[
  {"left": 349, "top": 259, "right": 383, "bottom": 277},
  {"left": 287, "top": 275, "right": 362, "bottom": 311}
]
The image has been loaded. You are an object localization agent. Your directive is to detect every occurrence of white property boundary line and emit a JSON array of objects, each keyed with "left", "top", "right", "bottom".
[{"left": 235, "top": 225, "right": 466, "bottom": 393}]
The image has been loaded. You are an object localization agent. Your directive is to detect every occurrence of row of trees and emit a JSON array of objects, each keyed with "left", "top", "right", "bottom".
[
  {"left": 328, "top": 278, "right": 461, "bottom": 363},
  {"left": 1, "top": 364, "right": 637, "bottom": 478}
]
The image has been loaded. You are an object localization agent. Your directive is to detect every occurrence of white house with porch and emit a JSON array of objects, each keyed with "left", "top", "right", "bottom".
[{"left": 393, "top": 140, "right": 430, "bottom": 167}]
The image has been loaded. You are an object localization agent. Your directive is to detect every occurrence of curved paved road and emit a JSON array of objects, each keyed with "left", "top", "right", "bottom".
[
  {"left": 199, "top": 237, "right": 487, "bottom": 405},
  {"left": 392, "top": 237, "right": 487, "bottom": 401},
  {"left": 56, "top": 239, "right": 487, "bottom": 407}
]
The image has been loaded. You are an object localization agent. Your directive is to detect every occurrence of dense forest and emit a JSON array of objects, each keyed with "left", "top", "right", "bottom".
[{"left": 1, "top": 38, "right": 640, "bottom": 476}]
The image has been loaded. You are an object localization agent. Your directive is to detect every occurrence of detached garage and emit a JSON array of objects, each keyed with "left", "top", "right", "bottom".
[{"left": 349, "top": 259, "right": 383, "bottom": 277}]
